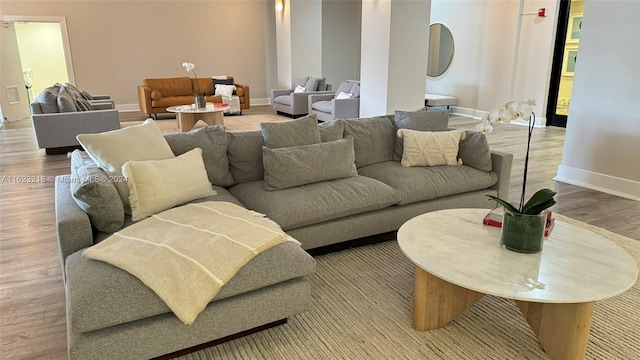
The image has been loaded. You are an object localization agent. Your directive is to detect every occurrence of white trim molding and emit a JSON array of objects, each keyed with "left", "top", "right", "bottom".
[{"left": 555, "top": 165, "right": 640, "bottom": 201}]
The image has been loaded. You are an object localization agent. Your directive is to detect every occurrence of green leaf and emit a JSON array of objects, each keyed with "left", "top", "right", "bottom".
[
  {"left": 522, "top": 189, "right": 557, "bottom": 214},
  {"left": 523, "top": 199, "right": 556, "bottom": 215},
  {"left": 486, "top": 195, "right": 519, "bottom": 213}
]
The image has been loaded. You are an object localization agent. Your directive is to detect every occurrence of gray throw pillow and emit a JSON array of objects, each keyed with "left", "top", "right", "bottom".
[
  {"left": 57, "top": 88, "right": 78, "bottom": 113},
  {"left": 318, "top": 119, "right": 344, "bottom": 142},
  {"left": 295, "top": 77, "right": 309, "bottom": 88},
  {"left": 393, "top": 109, "right": 450, "bottom": 161},
  {"left": 75, "top": 97, "right": 94, "bottom": 111},
  {"left": 343, "top": 115, "right": 396, "bottom": 168},
  {"left": 80, "top": 90, "right": 94, "bottom": 100},
  {"left": 64, "top": 83, "right": 82, "bottom": 98},
  {"left": 304, "top": 78, "right": 319, "bottom": 92},
  {"left": 458, "top": 130, "right": 492, "bottom": 171},
  {"left": 164, "top": 126, "right": 235, "bottom": 186},
  {"left": 69, "top": 150, "right": 125, "bottom": 233},
  {"left": 260, "top": 114, "right": 320, "bottom": 148},
  {"left": 263, "top": 136, "right": 357, "bottom": 191},
  {"left": 336, "top": 81, "right": 355, "bottom": 95},
  {"left": 36, "top": 87, "right": 59, "bottom": 113},
  {"left": 351, "top": 83, "right": 361, "bottom": 98}
]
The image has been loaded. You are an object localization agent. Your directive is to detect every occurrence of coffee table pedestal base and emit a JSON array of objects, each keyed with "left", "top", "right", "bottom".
[
  {"left": 413, "top": 267, "right": 594, "bottom": 360},
  {"left": 177, "top": 112, "right": 224, "bottom": 132}
]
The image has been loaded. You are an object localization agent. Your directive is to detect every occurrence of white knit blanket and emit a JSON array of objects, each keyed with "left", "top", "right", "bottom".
[{"left": 83, "top": 201, "right": 299, "bottom": 325}]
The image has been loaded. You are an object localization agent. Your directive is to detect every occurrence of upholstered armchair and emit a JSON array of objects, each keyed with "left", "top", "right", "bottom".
[
  {"left": 308, "top": 80, "right": 360, "bottom": 122},
  {"left": 270, "top": 76, "right": 333, "bottom": 117},
  {"left": 30, "top": 85, "right": 120, "bottom": 155}
]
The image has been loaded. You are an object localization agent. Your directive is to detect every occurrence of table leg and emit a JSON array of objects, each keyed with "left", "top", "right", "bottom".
[
  {"left": 178, "top": 113, "right": 197, "bottom": 132},
  {"left": 413, "top": 267, "right": 484, "bottom": 331},
  {"left": 202, "top": 111, "right": 224, "bottom": 127},
  {"left": 516, "top": 300, "right": 594, "bottom": 360}
]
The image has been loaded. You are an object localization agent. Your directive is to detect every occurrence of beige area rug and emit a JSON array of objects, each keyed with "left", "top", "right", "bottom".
[
  {"left": 121, "top": 114, "right": 290, "bottom": 133},
  {"left": 176, "top": 214, "right": 639, "bottom": 360}
]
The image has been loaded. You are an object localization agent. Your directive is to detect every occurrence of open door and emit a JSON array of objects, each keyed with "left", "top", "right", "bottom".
[
  {"left": 1, "top": 21, "right": 31, "bottom": 122},
  {"left": 546, "top": 0, "right": 584, "bottom": 127},
  {"left": 0, "top": 16, "right": 75, "bottom": 123}
]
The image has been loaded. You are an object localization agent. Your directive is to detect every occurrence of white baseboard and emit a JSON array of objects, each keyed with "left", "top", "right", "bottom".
[
  {"left": 555, "top": 164, "right": 640, "bottom": 201},
  {"left": 116, "top": 103, "right": 140, "bottom": 112},
  {"left": 450, "top": 106, "right": 483, "bottom": 119},
  {"left": 116, "top": 98, "right": 271, "bottom": 112}
]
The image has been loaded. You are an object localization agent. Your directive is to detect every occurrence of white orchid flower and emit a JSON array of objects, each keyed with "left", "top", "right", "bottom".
[
  {"left": 181, "top": 62, "right": 195, "bottom": 72},
  {"left": 475, "top": 121, "right": 493, "bottom": 134},
  {"left": 507, "top": 100, "right": 533, "bottom": 120}
]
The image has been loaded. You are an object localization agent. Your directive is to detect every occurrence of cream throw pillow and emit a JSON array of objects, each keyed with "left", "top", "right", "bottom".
[
  {"left": 122, "top": 148, "right": 215, "bottom": 221},
  {"left": 293, "top": 85, "right": 306, "bottom": 93},
  {"left": 335, "top": 91, "right": 352, "bottom": 99},
  {"left": 76, "top": 119, "right": 175, "bottom": 212},
  {"left": 214, "top": 84, "right": 236, "bottom": 97},
  {"left": 398, "top": 129, "right": 466, "bottom": 167}
]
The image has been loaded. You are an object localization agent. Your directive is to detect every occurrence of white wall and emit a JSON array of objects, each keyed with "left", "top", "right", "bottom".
[
  {"left": 427, "top": 0, "right": 556, "bottom": 119},
  {"left": 3, "top": 1, "right": 275, "bottom": 106},
  {"left": 556, "top": 0, "right": 640, "bottom": 200},
  {"left": 290, "top": 0, "right": 323, "bottom": 82},
  {"left": 322, "top": 0, "right": 361, "bottom": 89}
]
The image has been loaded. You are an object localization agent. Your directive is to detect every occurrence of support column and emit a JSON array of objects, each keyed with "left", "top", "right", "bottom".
[
  {"left": 275, "top": 0, "right": 322, "bottom": 88},
  {"left": 360, "top": 0, "right": 431, "bottom": 117}
]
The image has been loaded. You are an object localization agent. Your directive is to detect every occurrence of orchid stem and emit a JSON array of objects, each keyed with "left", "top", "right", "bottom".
[{"left": 520, "top": 113, "right": 535, "bottom": 212}]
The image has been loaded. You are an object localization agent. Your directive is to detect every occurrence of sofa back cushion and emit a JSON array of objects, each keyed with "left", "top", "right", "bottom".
[
  {"left": 260, "top": 114, "right": 320, "bottom": 148},
  {"left": 227, "top": 131, "right": 265, "bottom": 184},
  {"left": 164, "top": 126, "right": 235, "bottom": 186},
  {"left": 318, "top": 119, "right": 345, "bottom": 142},
  {"left": 193, "top": 78, "right": 214, "bottom": 96},
  {"left": 342, "top": 115, "right": 396, "bottom": 168},
  {"left": 393, "top": 109, "right": 450, "bottom": 160},
  {"left": 143, "top": 77, "right": 193, "bottom": 97},
  {"left": 458, "top": 130, "right": 492, "bottom": 171}
]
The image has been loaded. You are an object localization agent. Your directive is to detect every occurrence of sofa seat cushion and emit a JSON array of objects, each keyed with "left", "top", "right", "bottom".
[
  {"left": 274, "top": 95, "right": 291, "bottom": 106},
  {"left": 357, "top": 161, "right": 499, "bottom": 206},
  {"left": 66, "top": 240, "right": 315, "bottom": 334},
  {"left": 311, "top": 100, "right": 332, "bottom": 113},
  {"left": 152, "top": 95, "right": 197, "bottom": 108},
  {"left": 228, "top": 176, "right": 401, "bottom": 230}
]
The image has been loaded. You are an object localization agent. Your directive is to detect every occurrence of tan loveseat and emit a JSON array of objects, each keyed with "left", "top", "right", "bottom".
[{"left": 137, "top": 76, "right": 250, "bottom": 118}]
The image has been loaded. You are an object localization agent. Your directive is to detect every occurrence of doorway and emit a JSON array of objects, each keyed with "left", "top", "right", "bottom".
[
  {"left": 546, "top": 0, "right": 584, "bottom": 127},
  {"left": 0, "top": 16, "right": 74, "bottom": 122}
]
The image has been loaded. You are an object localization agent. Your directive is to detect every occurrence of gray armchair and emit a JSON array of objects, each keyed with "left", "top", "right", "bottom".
[
  {"left": 271, "top": 76, "right": 333, "bottom": 117},
  {"left": 308, "top": 80, "right": 360, "bottom": 122}
]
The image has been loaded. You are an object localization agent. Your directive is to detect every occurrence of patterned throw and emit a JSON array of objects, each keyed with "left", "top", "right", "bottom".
[{"left": 83, "top": 201, "right": 299, "bottom": 325}]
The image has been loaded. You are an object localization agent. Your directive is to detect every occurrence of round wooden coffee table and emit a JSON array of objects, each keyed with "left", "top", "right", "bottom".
[
  {"left": 166, "top": 104, "right": 230, "bottom": 132},
  {"left": 398, "top": 208, "right": 637, "bottom": 360}
]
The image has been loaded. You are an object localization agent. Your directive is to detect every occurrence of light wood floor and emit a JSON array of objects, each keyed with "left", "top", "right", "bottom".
[{"left": 0, "top": 107, "right": 638, "bottom": 360}]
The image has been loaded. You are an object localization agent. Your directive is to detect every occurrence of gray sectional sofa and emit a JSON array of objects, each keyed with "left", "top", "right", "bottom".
[{"left": 55, "top": 110, "right": 512, "bottom": 359}]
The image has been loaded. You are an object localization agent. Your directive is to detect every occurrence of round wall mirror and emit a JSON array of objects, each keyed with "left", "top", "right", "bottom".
[{"left": 427, "top": 23, "right": 455, "bottom": 77}]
